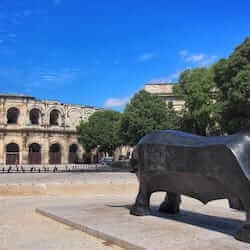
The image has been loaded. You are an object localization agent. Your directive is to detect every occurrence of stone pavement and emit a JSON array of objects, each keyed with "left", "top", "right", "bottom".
[
  {"left": 37, "top": 194, "right": 250, "bottom": 250},
  {"left": 1, "top": 172, "right": 250, "bottom": 249},
  {"left": 0, "top": 173, "right": 136, "bottom": 250},
  {"left": 0, "top": 195, "right": 123, "bottom": 250}
]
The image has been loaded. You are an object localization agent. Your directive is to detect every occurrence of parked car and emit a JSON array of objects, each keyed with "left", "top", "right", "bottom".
[{"left": 99, "top": 157, "right": 113, "bottom": 165}]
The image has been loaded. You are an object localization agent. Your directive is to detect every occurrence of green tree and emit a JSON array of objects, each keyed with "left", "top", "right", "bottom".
[
  {"left": 173, "top": 67, "right": 216, "bottom": 135},
  {"left": 214, "top": 37, "right": 250, "bottom": 133},
  {"left": 77, "top": 110, "right": 122, "bottom": 154},
  {"left": 119, "top": 90, "right": 181, "bottom": 146}
]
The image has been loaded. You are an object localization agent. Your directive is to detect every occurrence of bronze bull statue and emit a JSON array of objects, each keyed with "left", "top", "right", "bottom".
[{"left": 130, "top": 130, "right": 250, "bottom": 243}]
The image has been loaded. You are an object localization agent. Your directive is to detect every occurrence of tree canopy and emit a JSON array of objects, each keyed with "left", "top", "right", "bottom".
[
  {"left": 214, "top": 37, "right": 250, "bottom": 133},
  {"left": 119, "top": 90, "right": 181, "bottom": 146},
  {"left": 173, "top": 67, "right": 216, "bottom": 135},
  {"left": 77, "top": 110, "right": 122, "bottom": 154}
]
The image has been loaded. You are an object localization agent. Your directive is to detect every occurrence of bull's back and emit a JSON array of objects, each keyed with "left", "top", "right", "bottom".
[{"left": 136, "top": 142, "right": 248, "bottom": 203}]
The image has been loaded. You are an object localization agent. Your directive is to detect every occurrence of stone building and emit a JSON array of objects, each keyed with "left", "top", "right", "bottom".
[
  {"left": 0, "top": 94, "right": 100, "bottom": 165},
  {"left": 144, "top": 83, "right": 185, "bottom": 111}
]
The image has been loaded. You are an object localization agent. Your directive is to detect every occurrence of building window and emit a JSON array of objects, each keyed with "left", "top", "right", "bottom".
[
  {"left": 49, "top": 143, "right": 61, "bottom": 164},
  {"left": 69, "top": 144, "right": 78, "bottom": 163},
  {"left": 28, "top": 143, "right": 41, "bottom": 164},
  {"left": 50, "top": 110, "right": 60, "bottom": 126},
  {"left": 6, "top": 143, "right": 19, "bottom": 164},
  {"left": 30, "top": 109, "right": 40, "bottom": 125},
  {"left": 7, "top": 107, "right": 20, "bottom": 124}
]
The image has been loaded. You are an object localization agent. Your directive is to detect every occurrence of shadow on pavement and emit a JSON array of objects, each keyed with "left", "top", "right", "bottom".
[{"left": 107, "top": 204, "right": 244, "bottom": 237}]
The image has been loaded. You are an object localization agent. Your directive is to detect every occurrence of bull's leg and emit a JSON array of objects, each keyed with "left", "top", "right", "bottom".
[
  {"left": 159, "top": 192, "right": 181, "bottom": 214},
  {"left": 235, "top": 211, "right": 250, "bottom": 243},
  {"left": 130, "top": 184, "right": 151, "bottom": 216}
]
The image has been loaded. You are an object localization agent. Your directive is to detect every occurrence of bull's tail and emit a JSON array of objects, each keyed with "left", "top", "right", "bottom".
[
  {"left": 130, "top": 150, "right": 138, "bottom": 173},
  {"left": 130, "top": 158, "right": 138, "bottom": 173}
]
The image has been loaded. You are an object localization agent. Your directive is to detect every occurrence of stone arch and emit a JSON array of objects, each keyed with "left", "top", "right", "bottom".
[
  {"left": 68, "top": 144, "right": 79, "bottom": 163},
  {"left": 49, "top": 109, "right": 61, "bottom": 126},
  {"left": 29, "top": 108, "right": 41, "bottom": 125},
  {"left": 6, "top": 143, "right": 19, "bottom": 164},
  {"left": 46, "top": 106, "right": 65, "bottom": 125},
  {"left": 49, "top": 143, "right": 61, "bottom": 164},
  {"left": 7, "top": 107, "right": 20, "bottom": 124},
  {"left": 28, "top": 143, "right": 41, "bottom": 164}
]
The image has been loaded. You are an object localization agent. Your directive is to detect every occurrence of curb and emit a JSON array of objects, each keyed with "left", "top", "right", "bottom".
[{"left": 0, "top": 183, "right": 138, "bottom": 196}]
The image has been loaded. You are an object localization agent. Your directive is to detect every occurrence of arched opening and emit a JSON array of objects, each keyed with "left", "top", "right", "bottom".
[
  {"left": 49, "top": 143, "right": 61, "bottom": 164},
  {"left": 50, "top": 110, "right": 60, "bottom": 126},
  {"left": 28, "top": 143, "right": 41, "bottom": 164},
  {"left": 30, "top": 109, "right": 40, "bottom": 125},
  {"left": 68, "top": 144, "right": 78, "bottom": 163},
  {"left": 6, "top": 143, "right": 19, "bottom": 164},
  {"left": 82, "top": 153, "right": 91, "bottom": 164},
  {"left": 7, "top": 107, "right": 20, "bottom": 124}
]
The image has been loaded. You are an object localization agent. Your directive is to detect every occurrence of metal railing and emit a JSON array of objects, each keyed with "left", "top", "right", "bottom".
[{"left": 0, "top": 164, "right": 130, "bottom": 173}]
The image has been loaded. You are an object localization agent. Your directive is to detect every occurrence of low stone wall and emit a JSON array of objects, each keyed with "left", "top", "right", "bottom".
[{"left": 0, "top": 172, "right": 138, "bottom": 196}]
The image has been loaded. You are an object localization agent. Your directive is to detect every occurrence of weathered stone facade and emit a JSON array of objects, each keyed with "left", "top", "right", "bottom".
[
  {"left": 0, "top": 94, "right": 100, "bottom": 165},
  {"left": 144, "top": 83, "right": 185, "bottom": 111}
]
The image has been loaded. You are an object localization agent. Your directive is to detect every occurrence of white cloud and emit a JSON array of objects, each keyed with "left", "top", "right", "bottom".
[
  {"left": 179, "top": 50, "right": 189, "bottom": 57},
  {"left": 104, "top": 96, "right": 131, "bottom": 108},
  {"left": 38, "top": 68, "right": 79, "bottom": 85},
  {"left": 19, "top": 66, "right": 82, "bottom": 89},
  {"left": 186, "top": 53, "right": 205, "bottom": 62},
  {"left": 149, "top": 71, "right": 181, "bottom": 84},
  {"left": 0, "top": 8, "right": 42, "bottom": 47},
  {"left": 166, "top": 71, "right": 181, "bottom": 82},
  {"left": 179, "top": 50, "right": 217, "bottom": 66},
  {"left": 199, "top": 55, "right": 218, "bottom": 66},
  {"left": 138, "top": 53, "right": 155, "bottom": 62}
]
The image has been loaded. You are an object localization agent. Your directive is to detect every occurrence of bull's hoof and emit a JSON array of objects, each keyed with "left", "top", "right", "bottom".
[
  {"left": 159, "top": 201, "right": 180, "bottom": 214},
  {"left": 130, "top": 205, "right": 150, "bottom": 216},
  {"left": 235, "top": 223, "right": 250, "bottom": 243}
]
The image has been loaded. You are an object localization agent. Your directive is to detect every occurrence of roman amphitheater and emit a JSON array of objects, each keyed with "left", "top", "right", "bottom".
[{"left": 0, "top": 93, "right": 100, "bottom": 165}]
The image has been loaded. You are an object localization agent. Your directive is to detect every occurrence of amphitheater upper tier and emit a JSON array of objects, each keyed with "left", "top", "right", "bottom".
[{"left": 0, "top": 94, "right": 100, "bottom": 165}]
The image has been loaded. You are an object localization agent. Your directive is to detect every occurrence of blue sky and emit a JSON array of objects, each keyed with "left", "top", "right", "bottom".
[{"left": 0, "top": 1, "right": 249, "bottom": 110}]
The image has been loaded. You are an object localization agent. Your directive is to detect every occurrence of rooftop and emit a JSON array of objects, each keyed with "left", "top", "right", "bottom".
[
  {"left": 145, "top": 82, "right": 177, "bottom": 85},
  {"left": 0, "top": 93, "right": 35, "bottom": 99},
  {"left": 0, "top": 93, "right": 102, "bottom": 110}
]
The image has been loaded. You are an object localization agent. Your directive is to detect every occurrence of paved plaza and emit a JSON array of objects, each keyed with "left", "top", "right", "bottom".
[
  {"left": 0, "top": 172, "right": 250, "bottom": 249},
  {"left": 37, "top": 195, "right": 249, "bottom": 250}
]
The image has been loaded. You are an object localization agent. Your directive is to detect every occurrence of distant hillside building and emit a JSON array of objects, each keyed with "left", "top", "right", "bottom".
[
  {"left": 0, "top": 94, "right": 100, "bottom": 165},
  {"left": 144, "top": 83, "right": 185, "bottom": 111}
]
